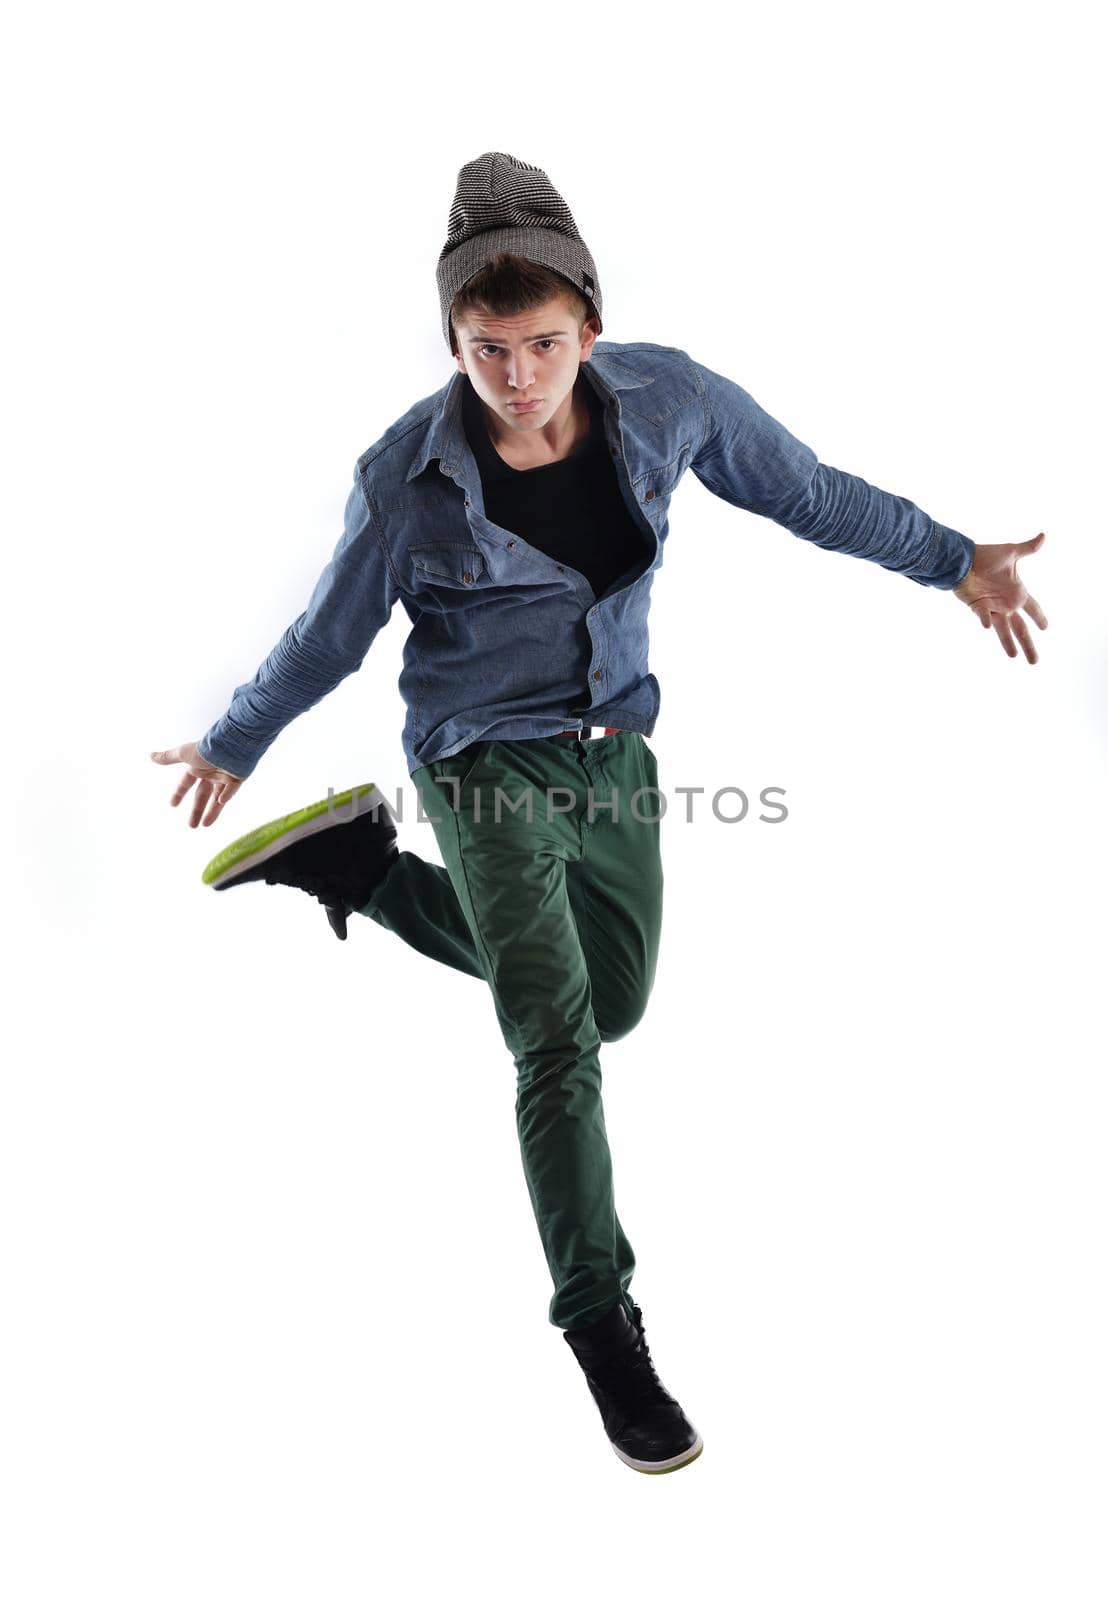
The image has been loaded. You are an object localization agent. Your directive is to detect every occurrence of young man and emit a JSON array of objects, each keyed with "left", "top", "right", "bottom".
[{"left": 150, "top": 152, "right": 1047, "bottom": 1475}]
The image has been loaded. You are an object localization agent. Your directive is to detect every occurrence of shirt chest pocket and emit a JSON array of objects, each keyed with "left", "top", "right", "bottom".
[
  {"left": 633, "top": 447, "right": 690, "bottom": 516},
  {"left": 410, "top": 542, "right": 488, "bottom": 590}
]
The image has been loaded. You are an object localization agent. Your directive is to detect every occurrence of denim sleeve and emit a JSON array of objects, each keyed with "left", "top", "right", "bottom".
[
  {"left": 196, "top": 465, "right": 402, "bottom": 780},
  {"left": 684, "top": 352, "right": 975, "bottom": 590}
]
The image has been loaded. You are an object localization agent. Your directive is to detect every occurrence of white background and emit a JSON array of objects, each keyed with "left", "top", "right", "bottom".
[{"left": 4, "top": 0, "right": 1105, "bottom": 1595}]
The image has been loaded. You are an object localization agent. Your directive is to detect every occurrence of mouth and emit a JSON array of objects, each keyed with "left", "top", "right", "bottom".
[{"left": 508, "top": 399, "right": 542, "bottom": 411}]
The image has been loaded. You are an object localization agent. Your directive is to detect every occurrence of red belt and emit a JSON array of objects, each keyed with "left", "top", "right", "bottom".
[{"left": 557, "top": 727, "right": 622, "bottom": 739}]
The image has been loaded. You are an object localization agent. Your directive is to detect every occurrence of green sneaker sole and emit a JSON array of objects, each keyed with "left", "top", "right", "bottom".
[{"left": 201, "top": 782, "right": 384, "bottom": 888}]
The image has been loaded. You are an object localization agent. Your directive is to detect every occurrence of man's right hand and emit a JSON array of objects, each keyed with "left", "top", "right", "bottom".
[{"left": 150, "top": 742, "right": 246, "bottom": 828}]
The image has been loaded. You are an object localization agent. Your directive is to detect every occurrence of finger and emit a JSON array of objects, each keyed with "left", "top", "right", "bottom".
[
  {"left": 189, "top": 779, "right": 211, "bottom": 829},
  {"left": 992, "top": 612, "right": 1018, "bottom": 659},
  {"left": 1024, "top": 595, "right": 1048, "bottom": 630},
  {"left": 973, "top": 602, "right": 991, "bottom": 629},
  {"left": 170, "top": 771, "right": 198, "bottom": 808},
  {"left": 1009, "top": 611, "right": 1039, "bottom": 665},
  {"left": 1016, "top": 530, "right": 1046, "bottom": 554},
  {"left": 205, "top": 784, "right": 234, "bottom": 824},
  {"left": 150, "top": 748, "right": 179, "bottom": 764}
]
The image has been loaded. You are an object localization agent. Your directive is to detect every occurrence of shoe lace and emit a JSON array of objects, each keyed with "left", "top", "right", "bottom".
[{"left": 593, "top": 1323, "right": 683, "bottom": 1418}]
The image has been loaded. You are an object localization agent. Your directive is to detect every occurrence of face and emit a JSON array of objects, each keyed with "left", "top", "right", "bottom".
[{"left": 452, "top": 292, "right": 600, "bottom": 438}]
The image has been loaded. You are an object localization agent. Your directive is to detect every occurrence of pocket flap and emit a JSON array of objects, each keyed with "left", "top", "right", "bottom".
[{"left": 410, "top": 543, "right": 487, "bottom": 585}]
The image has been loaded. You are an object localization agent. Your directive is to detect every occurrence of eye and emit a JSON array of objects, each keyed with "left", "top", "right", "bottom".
[{"left": 477, "top": 340, "right": 559, "bottom": 356}]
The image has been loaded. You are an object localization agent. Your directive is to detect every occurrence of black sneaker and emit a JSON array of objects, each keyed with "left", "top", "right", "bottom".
[
  {"left": 563, "top": 1301, "right": 704, "bottom": 1473},
  {"left": 201, "top": 782, "right": 399, "bottom": 941}
]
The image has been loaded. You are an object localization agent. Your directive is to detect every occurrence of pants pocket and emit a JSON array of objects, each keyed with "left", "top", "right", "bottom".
[{"left": 430, "top": 740, "right": 494, "bottom": 809}]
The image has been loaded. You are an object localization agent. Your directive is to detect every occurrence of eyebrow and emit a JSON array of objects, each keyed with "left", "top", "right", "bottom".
[{"left": 467, "top": 331, "right": 570, "bottom": 344}]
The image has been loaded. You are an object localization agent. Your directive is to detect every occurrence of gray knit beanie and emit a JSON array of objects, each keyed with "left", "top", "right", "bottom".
[{"left": 436, "top": 151, "right": 603, "bottom": 353}]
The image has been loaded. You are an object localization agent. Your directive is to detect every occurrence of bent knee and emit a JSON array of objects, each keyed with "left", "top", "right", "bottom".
[{"left": 597, "top": 988, "right": 651, "bottom": 1045}]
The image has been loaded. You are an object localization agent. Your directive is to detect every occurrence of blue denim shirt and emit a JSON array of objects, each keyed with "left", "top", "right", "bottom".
[{"left": 197, "top": 339, "right": 975, "bottom": 779}]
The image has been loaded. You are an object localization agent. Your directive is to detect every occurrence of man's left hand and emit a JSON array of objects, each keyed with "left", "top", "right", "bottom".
[{"left": 953, "top": 531, "right": 1048, "bottom": 663}]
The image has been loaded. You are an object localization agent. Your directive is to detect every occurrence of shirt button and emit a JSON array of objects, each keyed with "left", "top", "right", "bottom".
[
  {"left": 645, "top": 489, "right": 656, "bottom": 501},
  {"left": 557, "top": 564, "right": 565, "bottom": 571},
  {"left": 592, "top": 670, "right": 602, "bottom": 681},
  {"left": 506, "top": 540, "right": 515, "bottom": 549},
  {"left": 462, "top": 572, "right": 474, "bottom": 583}
]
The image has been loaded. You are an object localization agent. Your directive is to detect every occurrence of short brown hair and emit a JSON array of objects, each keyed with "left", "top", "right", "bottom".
[{"left": 448, "top": 251, "right": 597, "bottom": 356}]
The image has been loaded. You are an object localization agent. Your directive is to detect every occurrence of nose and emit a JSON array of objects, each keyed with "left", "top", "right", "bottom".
[{"left": 507, "top": 356, "right": 535, "bottom": 392}]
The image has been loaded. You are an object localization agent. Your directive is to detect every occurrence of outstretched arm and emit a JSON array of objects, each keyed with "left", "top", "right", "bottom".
[
  {"left": 684, "top": 351, "right": 1047, "bottom": 662},
  {"left": 685, "top": 352, "right": 973, "bottom": 586},
  {"left": 150, "top": 464, "right": 402, "bottom": 826},
  {"left": 193, "top": 468, "right": 401, "bottom": 778}
]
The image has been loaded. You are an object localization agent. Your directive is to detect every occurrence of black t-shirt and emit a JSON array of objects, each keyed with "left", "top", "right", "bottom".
[{"left": 460, "top": 372, "right": 650, "bottom": 605}]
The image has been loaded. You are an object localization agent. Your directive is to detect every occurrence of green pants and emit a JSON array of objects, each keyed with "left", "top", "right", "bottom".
[{"left": 358, "top": 731, "right": 664, "bottom": 1331}]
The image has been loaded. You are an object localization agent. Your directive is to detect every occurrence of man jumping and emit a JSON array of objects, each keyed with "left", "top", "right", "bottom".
[{"left": 151, "top": 150, "right": 1047, "bottom": 1475}]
